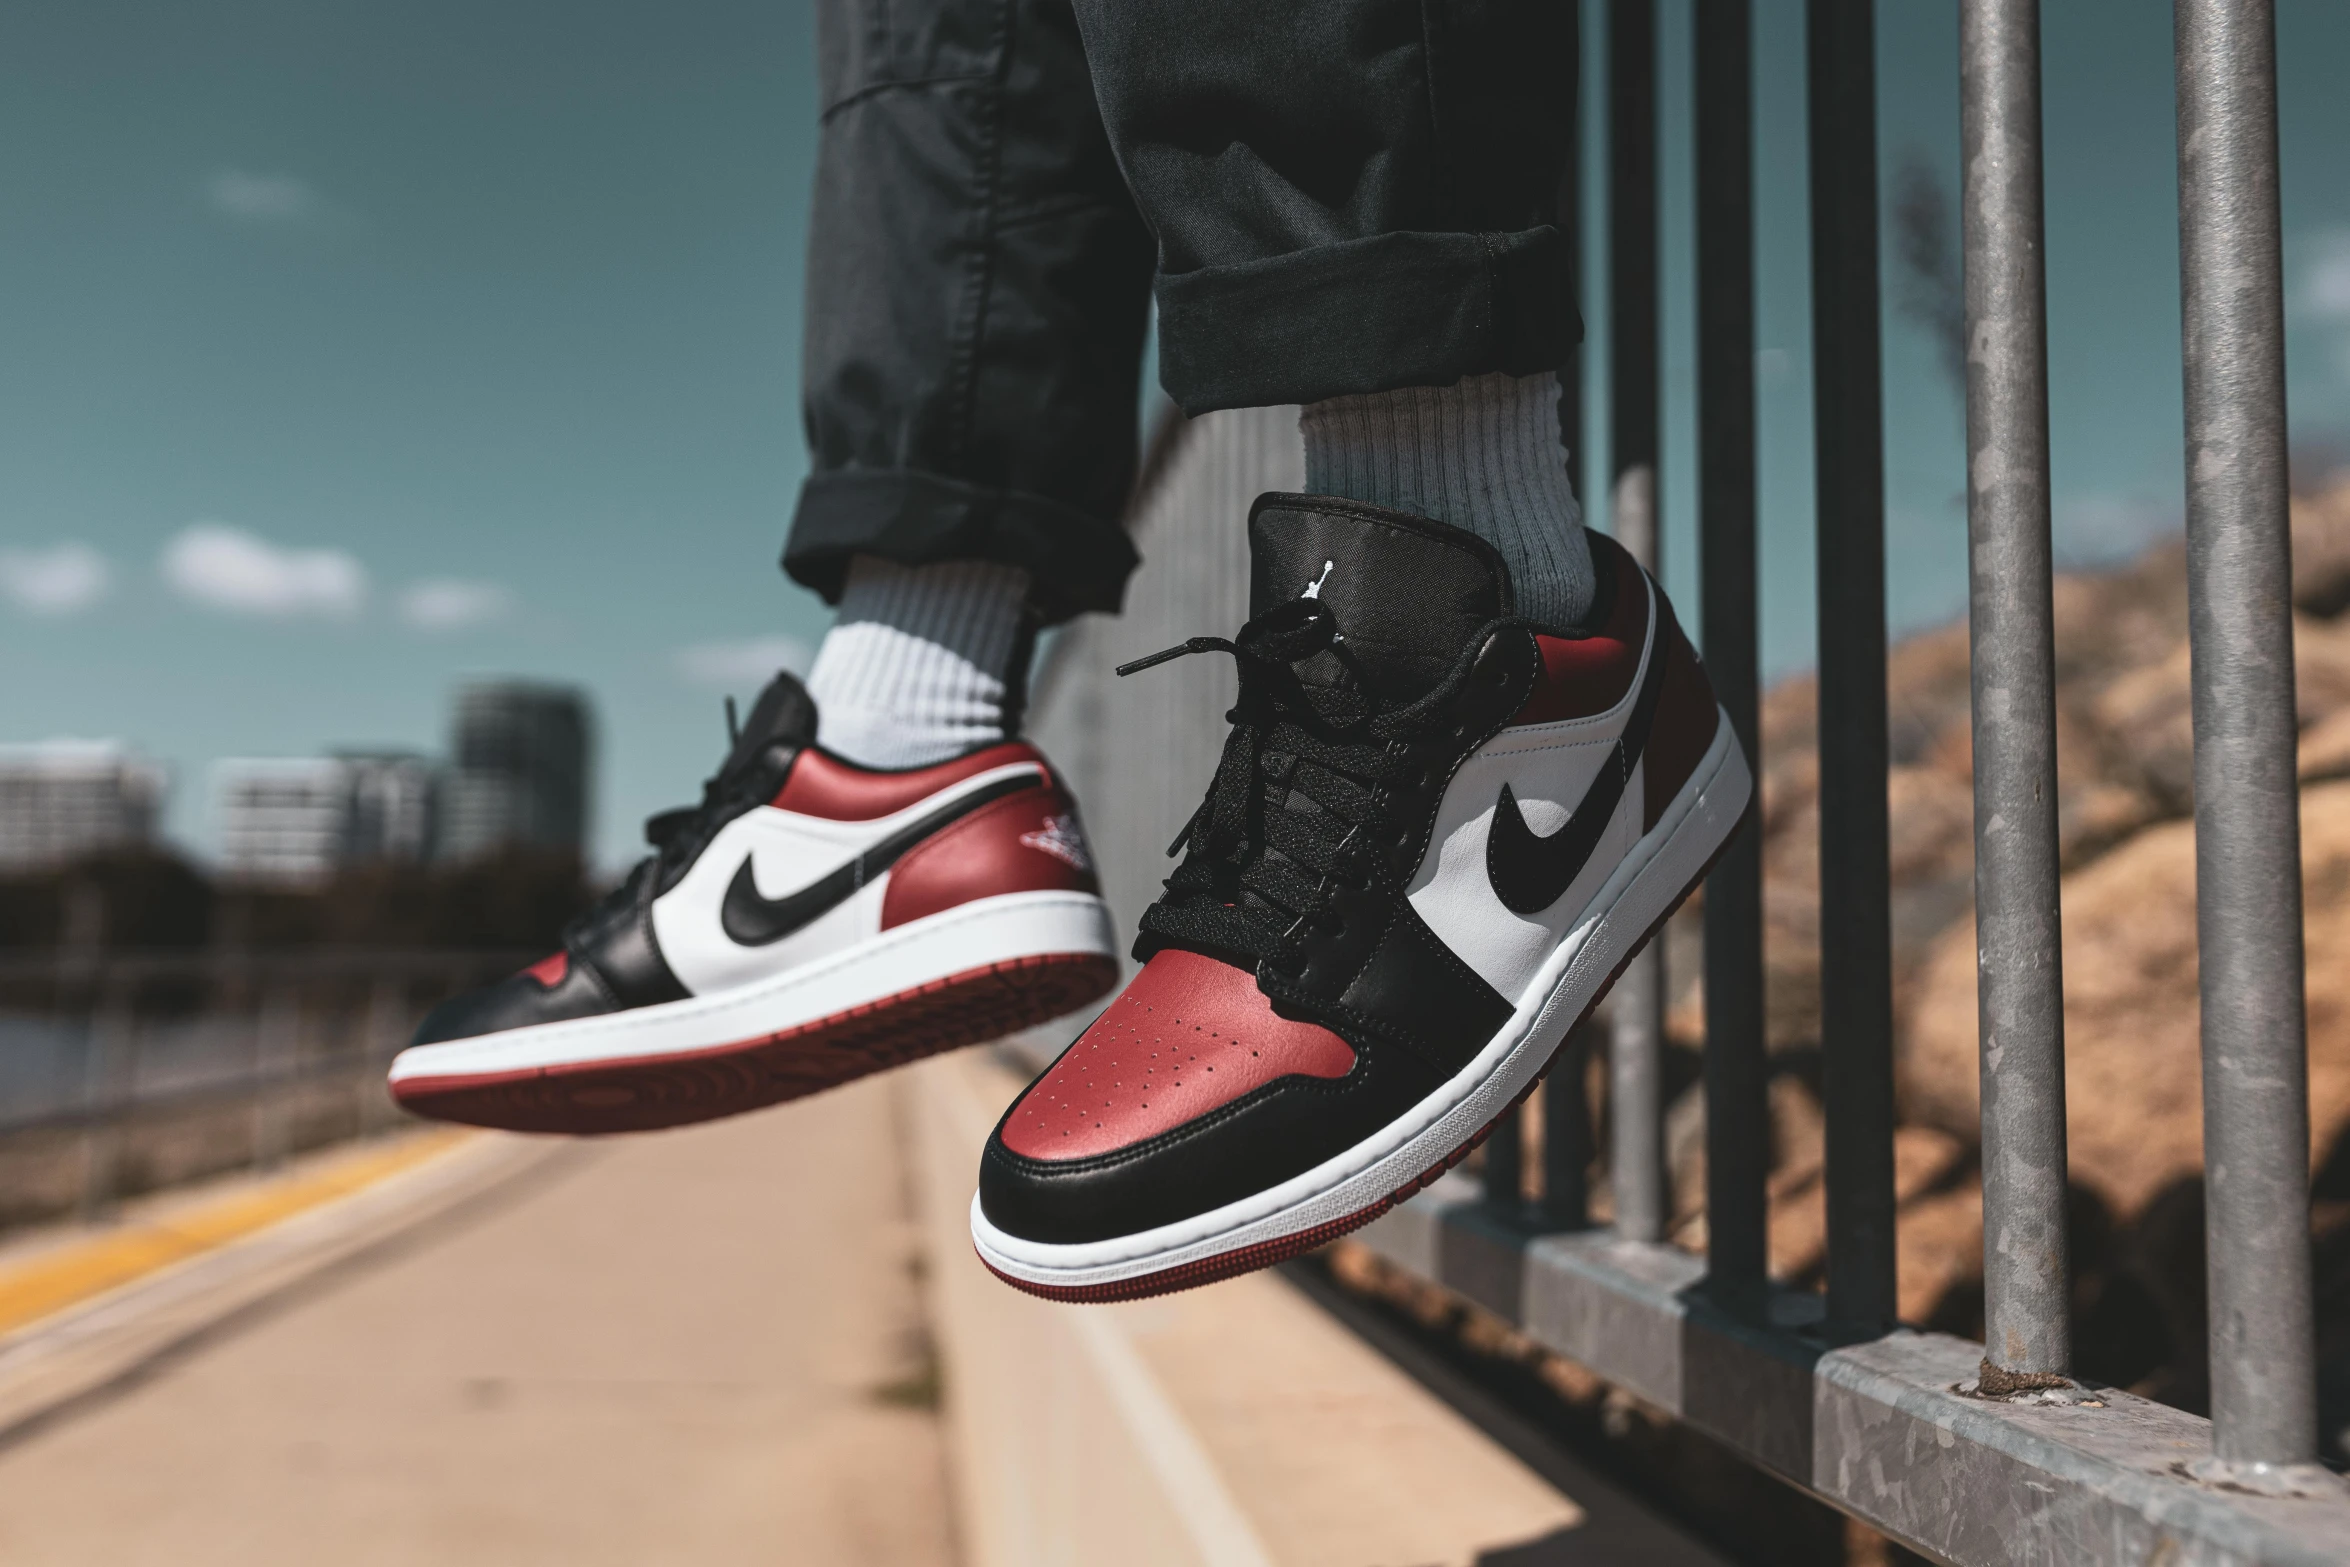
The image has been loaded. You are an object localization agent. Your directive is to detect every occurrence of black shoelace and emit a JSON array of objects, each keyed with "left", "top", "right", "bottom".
[
  {"left": 1121, "top": 596, "right": 1523, "bottom": 970},
  {"left": 563, "top": 706, "right": 791, "bottom": 946}
]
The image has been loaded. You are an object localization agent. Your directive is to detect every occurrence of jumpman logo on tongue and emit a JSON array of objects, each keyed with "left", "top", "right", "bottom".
[{"left": 1301, "top": 560, "right": 1335, "bottom": 599}]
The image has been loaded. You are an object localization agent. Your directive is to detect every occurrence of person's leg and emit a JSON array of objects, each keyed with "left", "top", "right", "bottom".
[
  {"left": 790, "top": 0, "right": 1155, "bottom": 765},
  {"left": 974, "top": 4, "right": 1755, "bottom": 1301},
  {"left": 389, "top": 0, "right": 1146, "bottom": 1132},
  {"left": 1071, "top": 0, "right": 1592, "bottom": 626}
]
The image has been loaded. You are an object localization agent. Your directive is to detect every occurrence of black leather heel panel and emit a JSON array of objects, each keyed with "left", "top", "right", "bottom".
[
  {"left": 977, "top": 1040, "right": 1443, "bottom": 1246},
  {"left": 1247, "top": 495, "right": 1511, "bottom": 704}
]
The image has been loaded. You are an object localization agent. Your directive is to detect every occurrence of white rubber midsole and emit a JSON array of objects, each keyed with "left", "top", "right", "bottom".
[
  {"left": 971, "top": 712, "right": 1752, "bottom": 1290},
  {"left": 388, "top": 890, "right": 1117, "bottom": 1084}
]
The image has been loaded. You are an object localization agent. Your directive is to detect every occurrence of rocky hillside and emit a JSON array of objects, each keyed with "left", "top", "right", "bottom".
[{"left": 1720, "top": 470, "right": 2350, "bottom": 1420}]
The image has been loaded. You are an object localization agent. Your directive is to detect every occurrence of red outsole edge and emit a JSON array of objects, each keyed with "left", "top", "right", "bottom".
[
  {"left": 393, "top": 950, "right": 1119, "bottom": 1136},
  {"left": 979, "top": 794, "right": 1752, "bottom": 1305}
]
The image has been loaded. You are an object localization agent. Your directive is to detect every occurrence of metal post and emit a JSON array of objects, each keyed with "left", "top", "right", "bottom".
[
  {"left": 252, "top": 985, "right": 297, "bottom": 1171},
  {"left": 1484, "top": 1105, "right": 1525, "bottom": 1211},
  {"left": 1612, "top": 465, "right": 1668, "bottom": 1243},
  {"left": 1517, "top": 0, "right": 1587, "bottom": 1229},
  {"left": 1560, "top": 0, "right": 1586, "bottom": 511},
  {"left": 1695, "top": 0, "right": 1767, "bottom": 1303},
  {"left": 77, "top": 980, "right": 133, "bottom": 1221},
  {"left": 1607, "top": 0, "right": 1668, "bottom": 1248},
  {"left": 1808, "top": 0, "right": 1896, "bottom": 1333},
  {"left": 359, "top": 976, "right": 404, "bottom": 1134},
  {"left": 1959, "top": 0, "right": 2072, "bottom": 1386},
  {"left": 1544, "top": 1023, "right": 1596, "bottom": 1227},
  {"left": 2173, "top": 0, "right": 2318, "bottom": 1477}
]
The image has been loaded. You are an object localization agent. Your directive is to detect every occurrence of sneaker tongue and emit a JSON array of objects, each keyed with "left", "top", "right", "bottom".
[
  {"left": 722, "top": 670, "right": 818, "bottom": 774},
  {"left": 1247, "top": 495, "right": 1512, "bottom": 704}
]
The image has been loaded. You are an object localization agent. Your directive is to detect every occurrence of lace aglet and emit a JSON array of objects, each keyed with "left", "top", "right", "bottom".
[
  {"left": 1117, "top": 635, "right": 1236, "bottom": 677},
  {"left": 1117, "top": 647, "right": 1185, "bottom": 677},
  {"left": 724, "top": 696, "right": 741, "bottom": 748}
]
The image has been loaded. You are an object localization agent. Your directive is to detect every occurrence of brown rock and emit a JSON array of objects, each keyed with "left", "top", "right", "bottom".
[{"left": 1901, "top": 778, "right": 2350, "bottom": 1219}]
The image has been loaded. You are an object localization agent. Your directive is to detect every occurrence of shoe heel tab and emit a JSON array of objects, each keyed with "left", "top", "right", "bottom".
[{"left": 776, "top": 741, "right": 1054, "bottom": 821}]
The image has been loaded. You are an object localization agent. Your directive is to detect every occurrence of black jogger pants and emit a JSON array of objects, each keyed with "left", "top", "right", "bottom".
[{"left": 784, "top": 0, "right": 1580, "bottom": 623}]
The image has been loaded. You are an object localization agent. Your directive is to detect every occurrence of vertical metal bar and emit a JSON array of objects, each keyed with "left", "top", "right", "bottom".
[
  {"left": 360, "top": 975, "right": 404, "bottom": 1134},
  {"left": 1960, "top": 0, "right": 2072, "bottom": 1383},
  {"left": 1808, "top": 0, "right": 1896, "bottom": 1333},
  {"left": 1483, "top": 1106, "right": 1526, "bottom": 1211},
  {"left": 1544, "top": 1023, "right": 1595, "bottom": 1227},
  {"left": 1607, "top": 0, "right": 1668, "bottom": 1248},
  {"left": 1695, "top": 0, "right": 1767, "bottom": 1303},
  {"left": 252, "top": 985, "right": 296, "bottom": 1172},
  {"left": 1609, "top": 947, "right": 1667, "bottom": 1241},
  {"left": 77, "top": 979, "right": 132, "bottom": 1221},
  {"left": 1560, "top": 0, "right": 1587, "bottom": 511},
  {"left": 1518, "top": 0, "right": 1587, "bottom": 1229},
  {"left": 2173, "top": 0, "right": 2316, "bottom": 1472}
]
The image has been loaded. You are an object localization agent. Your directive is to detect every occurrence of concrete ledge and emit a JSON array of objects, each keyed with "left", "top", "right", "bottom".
[
  {"left": 903, "top": 1051, "right": 1719, "bottom": 1567},
  {"left": 0, "top": 1129, "right": 560, "bottom": 1443},
  {"left": 1356, "top": 1175, "right": 2350, "bottom": 1567}
]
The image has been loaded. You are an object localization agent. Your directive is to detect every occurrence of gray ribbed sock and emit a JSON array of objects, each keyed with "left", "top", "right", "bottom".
[
  {"left": 804, "top": 557, "right": 1032, "bottom": 769},
  {"left": 1299, "top": 370, "right": 1594, "bottom": 626}
]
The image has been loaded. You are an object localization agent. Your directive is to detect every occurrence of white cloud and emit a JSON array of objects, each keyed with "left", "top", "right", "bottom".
[
  {"left": 204, "top": 169, "right": 319, "bottom": 221},
  {"left": 674, "top": 634, "right": 813, "bottom": 689},
  {"left": 399, "top": 578, "right": 514, "bottom": 632},
  {"left": 161, "top": 523, "right": 365, "bottom": 618},
  {"left": 2305, "top": 228, "right": 2350, "bottom": 323},
  {"left": 0, "top": 542, "right": 110, "bottom": 615}
]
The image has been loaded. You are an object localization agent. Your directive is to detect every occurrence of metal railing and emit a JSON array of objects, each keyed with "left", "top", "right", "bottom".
[
  {"left": 1028, "top": 0, "right": 2350, "bottom": 1558},
  {"left": 0, "top": 949, "right": 520, "bottom": 1221}
]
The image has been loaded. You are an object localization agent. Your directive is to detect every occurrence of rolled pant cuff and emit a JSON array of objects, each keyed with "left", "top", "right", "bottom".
[
  {"left": 784, "top": 469, "right": 1141, "bottom": 624},
  {"left": 1154, "top": 225, "right": 1578, "bottom": 416}
]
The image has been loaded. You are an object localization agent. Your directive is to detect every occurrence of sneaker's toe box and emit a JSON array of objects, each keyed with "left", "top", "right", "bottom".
[
  {"left": 977, "top": 947, "right": 1430, "bottom": 1247},
  {"left": 408, "top": 951, "right": 614, "bottom": 1048}
]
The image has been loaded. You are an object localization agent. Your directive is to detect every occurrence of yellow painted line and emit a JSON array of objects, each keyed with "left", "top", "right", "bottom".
[{"left": 0, "top": 1128, "right": 474, "bottom": 1339}]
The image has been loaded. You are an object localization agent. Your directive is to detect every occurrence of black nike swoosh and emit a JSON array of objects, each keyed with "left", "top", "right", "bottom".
[
  {"left": 1485, "top": 601, "right": 1670, "bottom": 916},
  {"left": 720, "top": 770, "right": 1040, "bottom": 946}
]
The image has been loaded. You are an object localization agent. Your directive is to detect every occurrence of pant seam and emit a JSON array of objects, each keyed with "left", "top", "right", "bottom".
[
  {"left": 943, "top": 0, "right": 1016, "bottom": 475},
  {"left": 818, "top": 70, "right": 994, "bottom": 124},
  {"left": 1415, "top": 0, "right": 1458, "bottom": 230}
]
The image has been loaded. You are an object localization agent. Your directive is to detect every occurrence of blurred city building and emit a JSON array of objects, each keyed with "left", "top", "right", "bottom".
[
  {"left": 338, "top": 751, "right": 439, "bottom": 863},
  {"left": 0, "top": 740, "right": 166, "bottom": 870},
  {"left": 214, "top": 752, "right": 440, "bottom": 885},
  {"left": 438, "top": 682, "right": 591, "bottom": 863}
]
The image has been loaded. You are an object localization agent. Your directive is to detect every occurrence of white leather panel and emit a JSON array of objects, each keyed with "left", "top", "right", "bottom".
[
  {"left": 649, "top": 763, "right": 1040, "bottom": 996},
  {"left": 1404, "top": 598, "right": 1659, "bottom": 1003},
  {"left": 1406, "top": 724, "right": 1644, "bottom": 1002}
]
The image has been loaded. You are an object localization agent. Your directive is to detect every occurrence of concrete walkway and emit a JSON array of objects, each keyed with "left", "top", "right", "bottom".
[{"left": 0, "top": 1078, "right": 956, "bottom": 1567}]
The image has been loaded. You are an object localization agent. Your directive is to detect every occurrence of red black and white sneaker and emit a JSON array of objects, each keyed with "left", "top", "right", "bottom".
[
  {"left": 389, "top": 673, "right": 1119, "bottom": 1134},
  {"left": 971, "top": 495, "right": 1751, "bottom": 1301}
]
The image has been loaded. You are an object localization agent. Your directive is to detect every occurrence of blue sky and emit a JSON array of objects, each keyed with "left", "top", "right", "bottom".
[{"left": 3, "top": 0, "right": 2349, "bottom": 871}]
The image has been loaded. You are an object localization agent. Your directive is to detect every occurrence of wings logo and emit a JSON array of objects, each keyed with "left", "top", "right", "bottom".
[{"left": 1019, "top": 812, "right": 1093, "bottom": 873}]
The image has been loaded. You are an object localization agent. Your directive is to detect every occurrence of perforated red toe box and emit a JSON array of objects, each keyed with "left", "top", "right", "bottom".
[{"left": 1001, "top": 948, "right": 1356, "bottom": 1161}]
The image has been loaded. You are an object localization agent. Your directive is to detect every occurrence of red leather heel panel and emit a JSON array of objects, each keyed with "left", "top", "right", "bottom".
[
  {"left": 999, "top": 948, "right": 1356, "bottom": 1162},
  {"left": 775, "top": 742, "right": 1046, "bottom": 821},
  {"left": 1511, "top": 576, "right": 1650, "bottom": 726},
  {"left": 1642, "top": 614, "right": 1722, "bottom": 830},
  {"left": 879, "top": 786, "right": 1100, "bottom": 930}
]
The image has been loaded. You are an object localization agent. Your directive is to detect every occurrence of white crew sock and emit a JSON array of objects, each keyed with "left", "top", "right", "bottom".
[
  {"left": 804, "top": 556, "right": 1033, "bottom": 769},
  {"left": 1299, "top": 369, "right": 1595, "bottom": 626}
]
